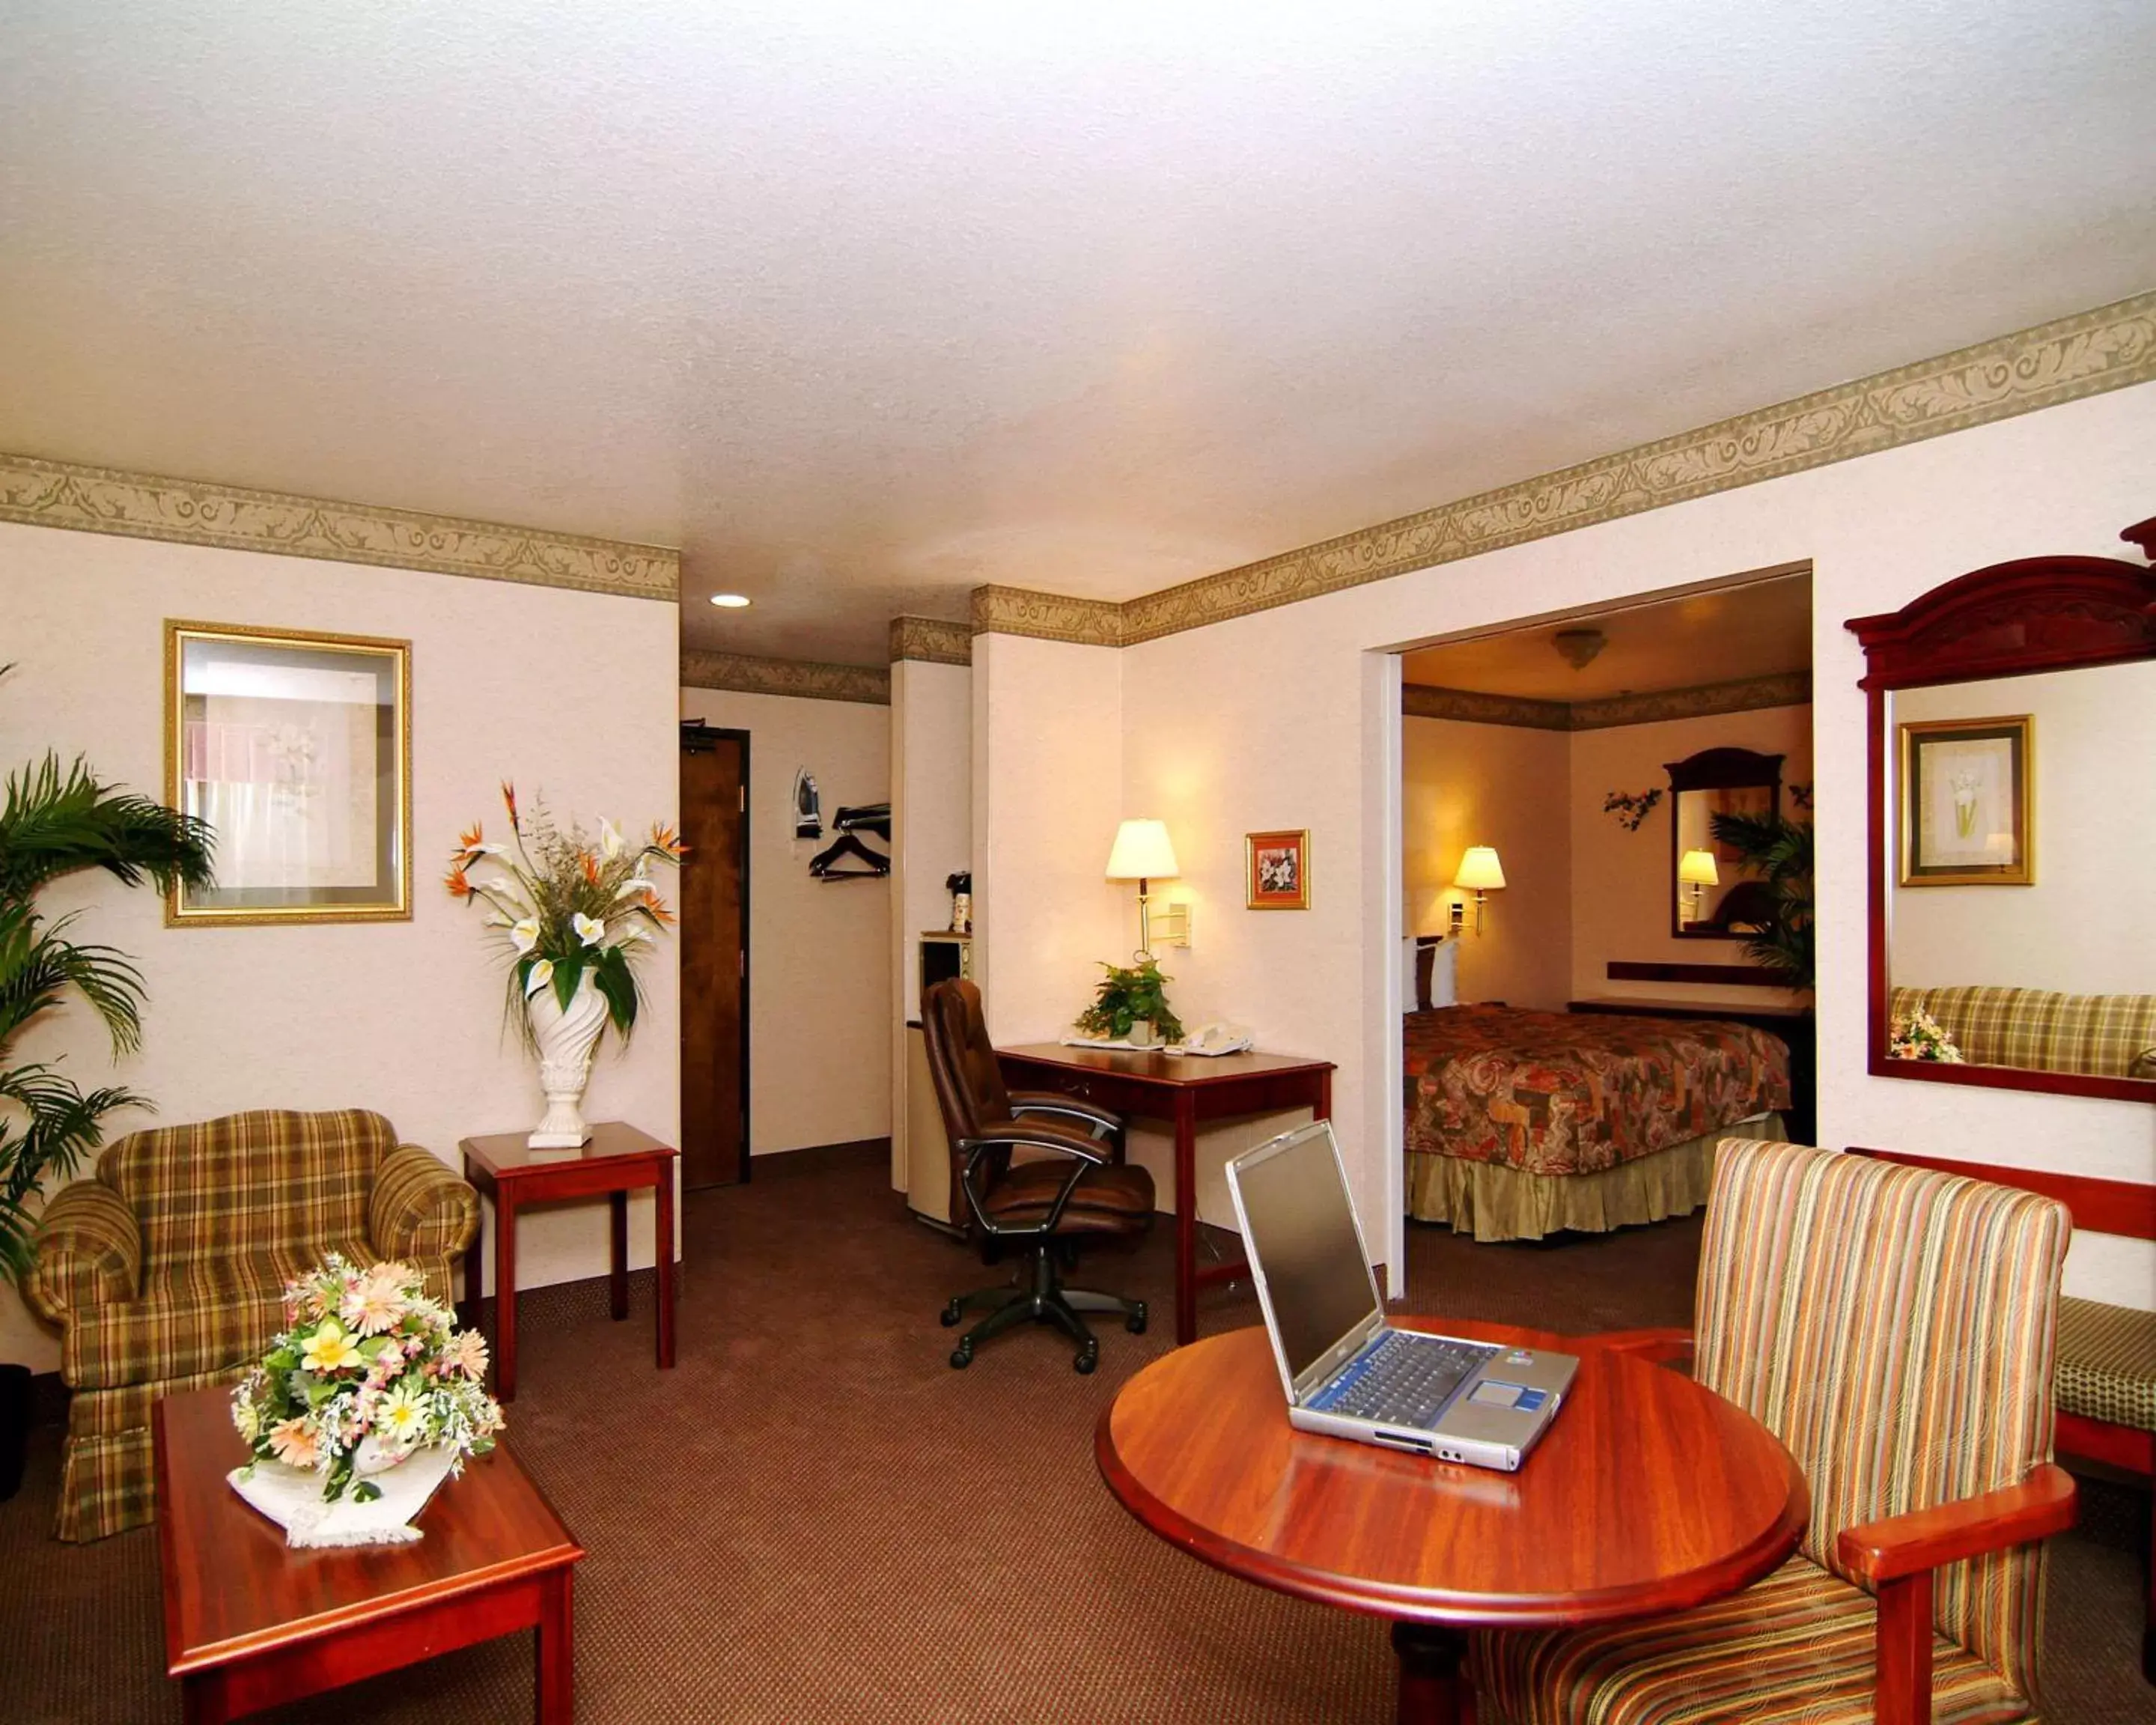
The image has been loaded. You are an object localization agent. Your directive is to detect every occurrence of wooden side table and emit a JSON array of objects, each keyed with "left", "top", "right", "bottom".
[{"left": 460, "top": 1122, "right": 678, "bottom": 1403}]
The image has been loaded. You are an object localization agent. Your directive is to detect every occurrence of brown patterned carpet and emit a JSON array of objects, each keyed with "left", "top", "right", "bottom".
[{"left": 2, "top": 1140, "right": 2149, "bottom": 1723}]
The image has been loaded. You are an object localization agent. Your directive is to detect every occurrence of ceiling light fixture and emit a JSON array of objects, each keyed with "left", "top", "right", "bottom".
[
  {"left": 1552, "top": 627, "right": 1607, "bottom": 669},
  {"left": 710, "top": 593, "right": 752, "bottom": 609}
]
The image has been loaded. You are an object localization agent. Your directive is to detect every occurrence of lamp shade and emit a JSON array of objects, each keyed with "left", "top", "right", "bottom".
[
  {"left": 1678, "top": 848, "right": 1720, "bottom": 886},
  {"left": 1105, "top": 818, "right": 1179, "bottom": 881},
  {"left": 1453, "top": 846, "right": 1506, "bottom": 892}
]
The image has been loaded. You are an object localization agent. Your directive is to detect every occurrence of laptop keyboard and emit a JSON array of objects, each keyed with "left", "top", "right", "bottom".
[{"left": 1309, "top": 1330, "right": 1494, "bottom": 1427}]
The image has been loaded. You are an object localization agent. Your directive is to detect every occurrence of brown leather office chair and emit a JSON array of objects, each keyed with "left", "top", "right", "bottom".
[{"left": 920, "top": 979, "right": 1154, "bottom": 1372}]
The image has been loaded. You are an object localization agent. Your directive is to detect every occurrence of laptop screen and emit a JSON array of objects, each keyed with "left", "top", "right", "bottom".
[{"left": 1233, "top": 1122, "right": 1381, "bottom": 1383}]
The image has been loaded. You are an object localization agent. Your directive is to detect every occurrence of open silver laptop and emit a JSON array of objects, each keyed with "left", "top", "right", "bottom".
[{"left": 1225, "top": 1121, "right": 1577, "bottom": 1472}]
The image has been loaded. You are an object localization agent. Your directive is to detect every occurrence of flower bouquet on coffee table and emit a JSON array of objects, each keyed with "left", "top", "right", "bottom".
[{"left": 228, "top": 1253, "right": 505, "bottom": 1548}]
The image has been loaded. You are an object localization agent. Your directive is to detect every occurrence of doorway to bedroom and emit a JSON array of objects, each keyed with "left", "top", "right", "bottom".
[{"left": 1391, "top": 567, "right": 1815, "bottom": 1251}]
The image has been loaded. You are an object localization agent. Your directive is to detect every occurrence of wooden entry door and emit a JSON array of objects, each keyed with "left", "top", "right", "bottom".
[{"left": 680, "top": 725, "right": 748, "bottom": 1187}]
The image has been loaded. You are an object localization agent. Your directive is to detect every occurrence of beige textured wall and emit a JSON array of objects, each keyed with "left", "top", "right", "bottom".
[
  {"left": 1568, "top": 704, "right": 1812, "bottom": 1009},
  {"left": 1096, "top": 380, "right": 2156, "bottom": 1309},
  {"left": 677, "top": 685, "right": 890, "bottom": 1155},
  {"left": 1401, "top": 716, "right": 1572, "bottom": 1008},
  {"left": 1892, "top": 665, "right": 2156, "bottom": 995},
  {"left": 3, "top": 526, "right": 682, "bottom": 1373},
  {"left": 890, "top": 660, "right": 972, "bottom": 1190},
  {"left": 970, "top": 633, "right": 1126, "bottom": 1047}
]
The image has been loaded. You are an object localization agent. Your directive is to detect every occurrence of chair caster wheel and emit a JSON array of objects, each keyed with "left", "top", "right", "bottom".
[
  {"left": 949, "top": 1345, "right": 972, "bottom": 1369},
  {"left": 940, "top": 1300, "right": 962, "bottom": 1327},
  {"left": 1127, "top": 1303, "right": 1148, "bottom": 1334},
  {"left": 1074, "top": 1345, "right": 1098, "bottom": 1375}
]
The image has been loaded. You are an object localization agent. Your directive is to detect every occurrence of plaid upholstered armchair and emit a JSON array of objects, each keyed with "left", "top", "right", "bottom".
[
  {"left": 25, "top": 1107, "right": 477, "bottom": 1542},
  {"left": 1473, "top": 1140, "right": 2077, "bottom": 1725}
]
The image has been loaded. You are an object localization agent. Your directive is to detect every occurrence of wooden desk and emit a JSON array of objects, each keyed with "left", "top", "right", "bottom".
[
  {"left": 155, "top": 1388, "right": 584, "bottom": 1724},
  {"left": 996, "top": 1044, "right": 1335, "bottom": 1345},
  {"left": 460, "top": 1122, "right": 678, "bottom": 1403},
  {"left": 1097, "top": 1318, "right": 1808, "bottom": 1724}
]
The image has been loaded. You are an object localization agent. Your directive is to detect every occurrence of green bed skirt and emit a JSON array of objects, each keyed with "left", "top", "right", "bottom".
[{"left": 1407, "top": 1114, "right": 1787, "bottom": 1242}]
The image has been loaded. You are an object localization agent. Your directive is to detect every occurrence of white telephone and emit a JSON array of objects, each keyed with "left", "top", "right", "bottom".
[{"left": 1180, "top": 1022, "right": 1255, "bottom": 1057}]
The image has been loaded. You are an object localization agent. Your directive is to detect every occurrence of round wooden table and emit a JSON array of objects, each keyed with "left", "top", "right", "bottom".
[{"left": 1096, "top": 1318, "right": 1809, "bottom": 1724}]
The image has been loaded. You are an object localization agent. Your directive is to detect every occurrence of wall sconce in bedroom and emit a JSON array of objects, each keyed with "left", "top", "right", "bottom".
[
  {"left": 1678, "top": 848, "right": 1720, "bottom": 925},
  {"left": 1106, "top": 818, "right": 1188, "bottom": 958},
  {"left": 1450, "top": 846, "right": 1506, "bottom": 937}
]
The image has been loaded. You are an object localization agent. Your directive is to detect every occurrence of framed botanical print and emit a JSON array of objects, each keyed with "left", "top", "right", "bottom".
[
  {"left": 1898, "top": 714, "right": 2032, "bottom": 886},
  {"left": 165, "top": 621, "right": 412, "bottom": 924},
  {"left": 1245, "top": 829, "right": 1310, "bottom": 910}
]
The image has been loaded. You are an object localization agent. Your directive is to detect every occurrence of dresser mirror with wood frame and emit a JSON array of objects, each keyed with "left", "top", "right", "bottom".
[
  {"left": 1845, "top": 514, "right": 2156, "bottom": 1103},
  {"left": 1665, "top": 746, "right": 1783, "bottom": 940}
]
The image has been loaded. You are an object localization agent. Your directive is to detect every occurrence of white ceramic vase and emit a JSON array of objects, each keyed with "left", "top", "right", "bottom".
[{"left": 526, "top": 971, "right": 608, "bottom": 1148}]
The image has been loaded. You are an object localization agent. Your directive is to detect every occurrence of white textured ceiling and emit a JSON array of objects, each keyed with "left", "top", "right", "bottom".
[
  {"left": 2, "top": 4, "right": 2151, "bottom": 663},
  {"left": 1402, "top": 574, "right": 1812, "bottom": 701}
]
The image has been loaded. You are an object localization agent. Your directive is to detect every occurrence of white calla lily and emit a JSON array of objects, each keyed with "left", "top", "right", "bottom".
[
  {"left": 612, "top": 922, "right": 651, "bottom": 946},
  {"left": 523, "top": 958, "right": 555, "bottom": 998},
  {"left": 598, "top": 816, "right": 624, "bottom": 860},
  {"left": 614, "top": 874, "right": 651, "bottom": 901},
  {"left": 509, "top": 918, "right": 540, "bottom": 953},
  {"left": 573, "top": 912, "right": 606, "bottom": 947}
]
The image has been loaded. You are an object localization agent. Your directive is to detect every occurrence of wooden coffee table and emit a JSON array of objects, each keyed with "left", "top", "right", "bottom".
[
  {"left": 154, "top": 1387, "right": 585, "bottom": 1724},
  {"left": 1097, "top": 1317, "right": 1809, "bottom": 1724}
]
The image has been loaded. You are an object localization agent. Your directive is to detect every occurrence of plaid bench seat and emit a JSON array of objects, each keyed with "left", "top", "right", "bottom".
[
  {"left": 1891, "top": 984, "right": 2156, "bottom": 1080},
  {"left": 2056, "top": 1297, "right": 2156, "bottom": 1435}
]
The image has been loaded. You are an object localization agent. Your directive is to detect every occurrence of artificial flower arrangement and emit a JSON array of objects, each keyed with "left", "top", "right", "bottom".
[
  {"left": 231, "top": 1254, "right": 503, "bottom": 1503},
  {"left": 1888, "top": 1006, "right": 1964, "bottom": 1063},
  {"left": 445, "top": 782, "right": 686, "bottom": 1044}
]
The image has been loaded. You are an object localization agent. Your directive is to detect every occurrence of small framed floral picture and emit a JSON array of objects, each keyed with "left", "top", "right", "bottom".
[
  {"left": 1898, "top": 714, "right": 2032, "bottom": 886},
  {"left": 1246, "top": 829, "right": 1310, "bottom": 910}
]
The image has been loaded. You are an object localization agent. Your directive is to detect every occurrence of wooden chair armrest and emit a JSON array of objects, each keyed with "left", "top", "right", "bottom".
[
  {"left": 1837, "top": 1464, "right": 2077, "bottom": 1583},
  {"left": 1585, "top": 1327, "right": 1695, "bottom": 1368}
]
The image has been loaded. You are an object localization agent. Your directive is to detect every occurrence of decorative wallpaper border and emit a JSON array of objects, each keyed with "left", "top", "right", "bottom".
[
  {"left": 0, "top": 453, "right": 678, "bottom": 601},
  {"left": 680, "top": 648, "right": 891, "bottom": 706},
  {"left": 972, "top": 583, "right": 1124, "bottom": 647},
  {"left": 889, "top": 615, "right": 973, "bottom": 666},
  {"left": 1404, "top": 669, "right": 1811, "bottom": 731},
  {"left": 1401, "top": 684, "right": 1570, "bottom": 729},
  {"left": 979, "top": 290, "right": 2156, "bottom": 647}
]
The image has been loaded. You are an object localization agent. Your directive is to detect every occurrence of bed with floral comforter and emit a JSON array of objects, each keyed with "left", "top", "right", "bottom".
[{"left": 1404, "top": 1005, "right": 1791, "bottom": 1239}]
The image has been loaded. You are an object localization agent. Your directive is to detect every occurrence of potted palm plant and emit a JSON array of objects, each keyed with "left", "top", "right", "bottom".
[
  {"left": 1706, "top": 809, "right": 1814, "bottom": 994},
  {"left": 0, "top": 743, "right": 213, "bottom": 1500}
]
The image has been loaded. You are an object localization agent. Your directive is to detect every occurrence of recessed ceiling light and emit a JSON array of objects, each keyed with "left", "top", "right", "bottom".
[{"left": 709, "top": 593, "right": 752, "bottom": 608}]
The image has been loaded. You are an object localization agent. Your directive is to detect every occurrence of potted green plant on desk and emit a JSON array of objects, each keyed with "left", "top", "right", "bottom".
[
  {"left": 0, "top": 743, "right": 212, "bottom": 1499},
  {"left": 1075, "top": 958, "right": 1186, "bottom": 1048}
]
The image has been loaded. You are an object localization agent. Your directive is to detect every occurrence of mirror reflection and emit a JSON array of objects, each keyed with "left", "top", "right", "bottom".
[
  {"left": 1666, "top": 748, "right": 1782, "bottom": 939},
  {"left": 1884, "top": 660, "right": 2156, "bottom": 1083}
]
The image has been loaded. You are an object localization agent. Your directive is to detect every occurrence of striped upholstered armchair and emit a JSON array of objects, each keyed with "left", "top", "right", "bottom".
[
  {"left": 25, "top": 1107, "right": 477, "bottom": 1542},
  {"left": 1473, "top": 1139, "right": 2077, "bottom": 1725}
]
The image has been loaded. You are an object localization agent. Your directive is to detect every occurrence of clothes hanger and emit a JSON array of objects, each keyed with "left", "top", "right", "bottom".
[
  {"left": 809, "top": 830, "right": 890, "bottom": 878},
  {"left": 832, "top": 802, "right": 890, "bottom": 839}
]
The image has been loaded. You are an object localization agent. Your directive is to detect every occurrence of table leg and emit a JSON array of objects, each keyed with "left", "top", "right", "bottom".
[
  {"left": 1391, "top": 1622, "right": 1467, "bottom": 1725},
  {"left": 496, "top": 1190, "right": 519, "bottom": 1403},
  {"left": 535, "top": 1567, "right": 575, "bottom": 1724},
  {"left": 1174, "top": 1090, "right": 1199, "bottom": 1346},
  {"left": 463, "top": 1176, "right": 487, "bottom": 1332},
  {"left": 655, "top": 1160, "right": 676, "bottom": 1369},
  {"left": 1315, "top": 1068, "right": 1333, "bottom": 1122},
  {"left": 180, "top": 1670, "right": 228, "bottom": 1725},
  {"left": 608, "top": 1190, "right": 629, "bottom": 1321}
]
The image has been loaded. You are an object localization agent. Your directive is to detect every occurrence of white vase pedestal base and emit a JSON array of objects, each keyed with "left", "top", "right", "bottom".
[{"left": 526, "top": 973, "right": 608, "bottom": 1152}]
